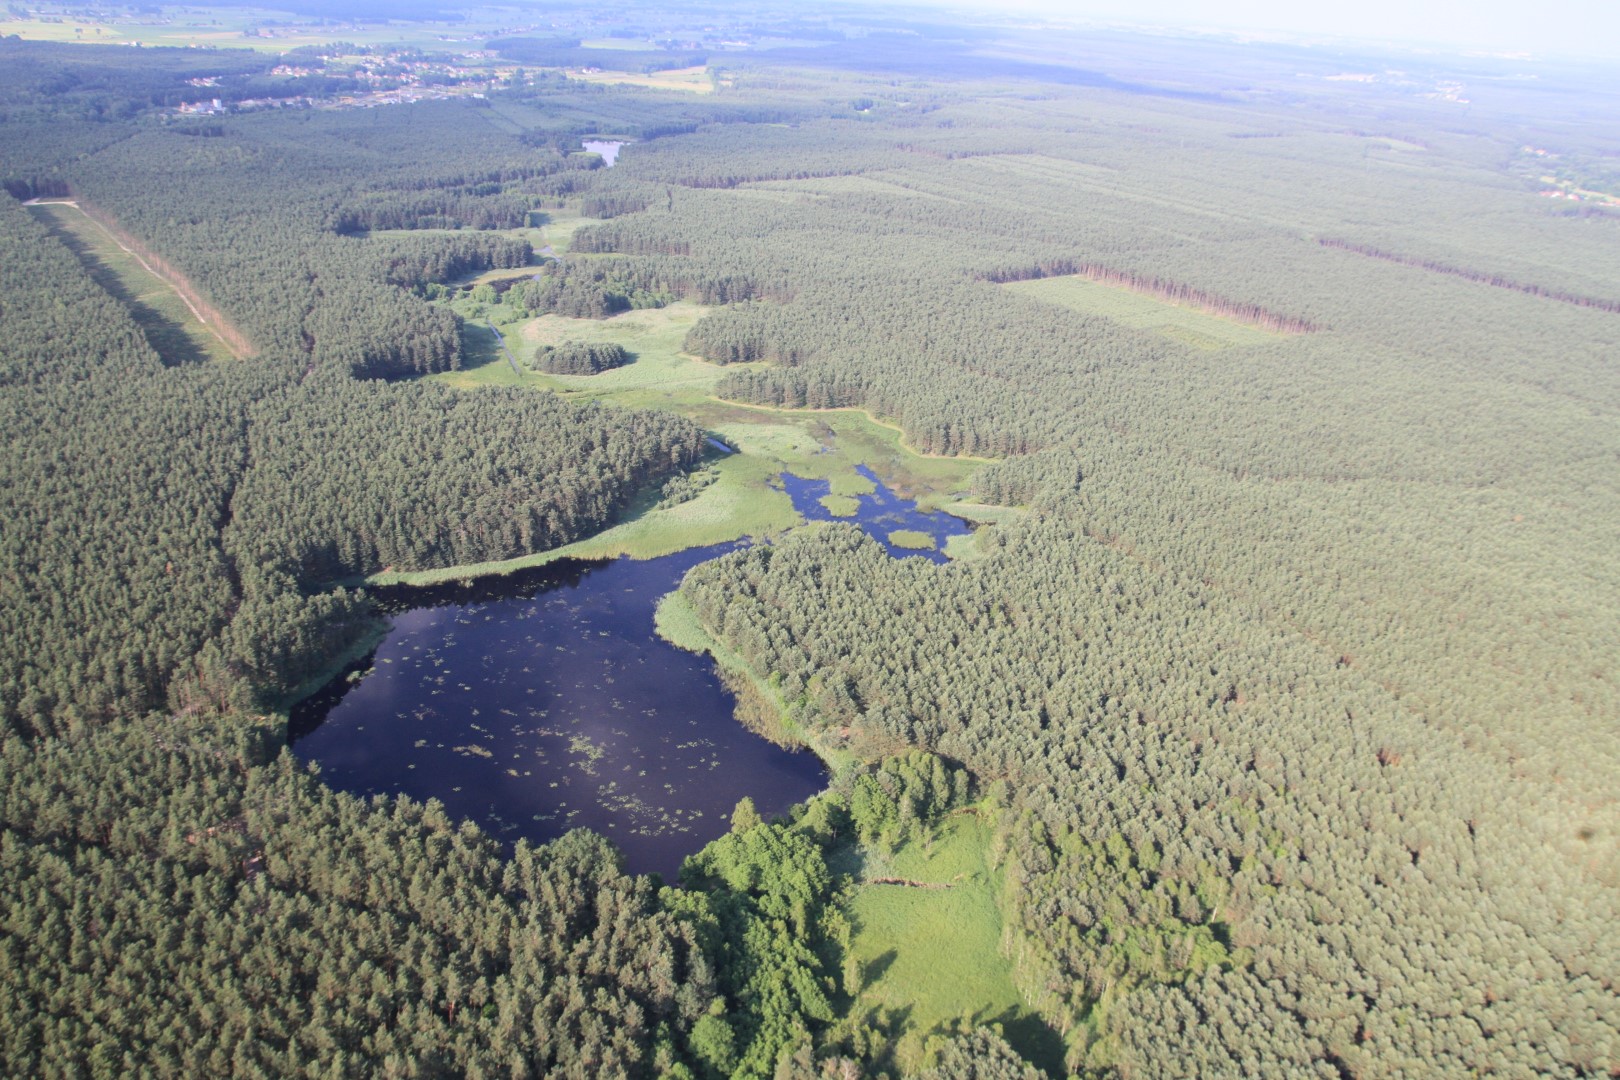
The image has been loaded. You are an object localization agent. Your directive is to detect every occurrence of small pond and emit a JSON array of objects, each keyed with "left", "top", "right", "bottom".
[
  {"left": 290, "top": 544, "right": 823, "bottom": 879},
  {"left": 780, "top": 464, "right": 971, "bottom": 563},
  {"left": 582, "top": 140, "right": 626, "bottom": 166}
]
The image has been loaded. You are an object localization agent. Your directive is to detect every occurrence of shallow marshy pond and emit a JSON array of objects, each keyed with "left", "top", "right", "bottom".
[{"left": 780, "top": 464, "right": 972, "bottom": 563}]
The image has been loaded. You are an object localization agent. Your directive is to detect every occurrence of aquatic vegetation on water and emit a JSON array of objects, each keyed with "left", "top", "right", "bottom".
[{"left": 290, "top": 544, "right": 823, "bottom": 877}]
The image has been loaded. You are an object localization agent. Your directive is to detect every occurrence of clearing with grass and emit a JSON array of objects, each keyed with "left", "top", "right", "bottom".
[
  {"left": 840, "top": 813, "right": 1065, "bottom": 1075},
  {"left": 1005, "top": 272, "right": 1283, "bottom": 349}
]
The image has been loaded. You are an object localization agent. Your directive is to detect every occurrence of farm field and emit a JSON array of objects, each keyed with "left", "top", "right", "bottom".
[
  {"left": 566, "top": 64, "right": 715, "bottom": 93},
  {"left": 1, "top": 6, "right": 514, "bottom": 50}
]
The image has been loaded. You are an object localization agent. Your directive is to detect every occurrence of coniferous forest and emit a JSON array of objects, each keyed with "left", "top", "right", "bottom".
[{"left": 1, "top": 4, "right": 1617, "bottom": 1078}]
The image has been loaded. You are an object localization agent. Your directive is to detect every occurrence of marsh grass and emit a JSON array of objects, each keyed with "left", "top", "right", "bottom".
[
  {"left": 390, "top": 295, "right": 1010, "bottom": 602},
  {"left": 409, "top": 301, "right": 993, "bottom": 588},
  {"left": 943, "top": 502, "right": 1022, "bottom": 525},
  {"left": 887, "top": 529, "right": 936, "bottom": 551},
  {"left": 820, "top": 494, "right": 861, "bottom": 516}
]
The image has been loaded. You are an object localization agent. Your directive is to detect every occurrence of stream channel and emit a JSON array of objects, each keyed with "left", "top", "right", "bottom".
[{"left": 291, "top": 466, "right": 972, "bottom": 877}]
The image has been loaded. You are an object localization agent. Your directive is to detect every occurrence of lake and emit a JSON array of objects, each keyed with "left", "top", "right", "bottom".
[
  {"left": 290, "top": 544, "right": 824, "bottom": 879},
  {"left": 291, "top": 466, "right": 970, "bottom": 878}
]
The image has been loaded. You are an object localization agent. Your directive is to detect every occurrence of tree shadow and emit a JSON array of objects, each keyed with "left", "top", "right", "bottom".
[
  {"left": 864, "top": 948, "right": 899, "bottom": 985},
  {"left": 985, "top": 1004, "right": 1069, "bottom": 1078}
]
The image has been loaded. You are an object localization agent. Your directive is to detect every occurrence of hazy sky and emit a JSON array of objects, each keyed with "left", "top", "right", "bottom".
[{"left": 983, "top": 0, "right": 1620, "bottom": 60}]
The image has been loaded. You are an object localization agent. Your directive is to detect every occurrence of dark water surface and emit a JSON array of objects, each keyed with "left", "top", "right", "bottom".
[
  {"left": 780, "top": 464, "right": 972, "bottom": 563},
  {"left": 290, "top": 545, "right": 824, "bottom": 878}
]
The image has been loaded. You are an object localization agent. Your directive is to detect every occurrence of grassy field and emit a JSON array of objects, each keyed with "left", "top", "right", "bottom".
[
  {"left": 841, "top": 813, "right": 1065, "bottom": 1074},
  {"left": 567, "top": 65, "right": 715, "bottom": 94},
  {"left": 375, "top": 206, "right": 599, "bottom": 273},
  {"left": 527, "top": 206, "right": 601, "bottom": 255},
  {"left": 26, "top": 201, "right": 238, "bottom": 365},
  {"left": 747, "top": 174, "right": 958, "bottom": 202},
  {"left": 1005, "top": 273, "right": 1280, "bottom": 349},
  {"left": 577, "top": 37, "right": 650, "bottom": 51}
]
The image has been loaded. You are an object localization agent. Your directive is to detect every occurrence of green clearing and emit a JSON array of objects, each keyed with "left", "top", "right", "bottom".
[
  {"left": 25, "top": 201, "right": 238, "bottom": 365},
  {"left": 842, "top": 813, "right": 1065, "bottom": 1074},
  {"left": 750, "top": 174, "right": 958, "bottom": 201},
  {"left": 527, "top": 205, "right": 601, "bottom": 255},
  {"left": 577, "top": 37, "right": 650, "bottom": 51},
  {"left": 887, "top": 529, "right": 935, "bottom": 551},
  {"left": 1005, "top": 272, "right": 1281, "bottom": 349},
  {"left": 373, "top": 205, "right": 598, "bottom": 269},
  {"left": 407, "top": 301, "right": 991, "bottom": 588}
]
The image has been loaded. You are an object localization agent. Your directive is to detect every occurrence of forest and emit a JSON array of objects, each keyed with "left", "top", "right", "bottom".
[{"left": 0, "top": 4, "right": 1617, "bottom": 1078}]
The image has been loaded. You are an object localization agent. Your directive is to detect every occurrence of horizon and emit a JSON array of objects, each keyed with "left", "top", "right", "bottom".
[{"left": 916, "top": 0, "right": 1620, "bottom": 63}]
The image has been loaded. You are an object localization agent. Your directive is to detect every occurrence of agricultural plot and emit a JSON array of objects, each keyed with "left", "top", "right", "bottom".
[
  {"left": 745, "top": 174, "right": 958, "bottom": 201},
  {"left": 566, "top": 65, "right": 715, "bottom": 94},
  {"left": 0, "top": 6, "right": 550, "bottom": 51}
]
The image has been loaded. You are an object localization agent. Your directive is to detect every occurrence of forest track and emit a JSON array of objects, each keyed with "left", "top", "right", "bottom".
[{"left": 486, "top": 320, "right": 522, "bottom": 375}]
